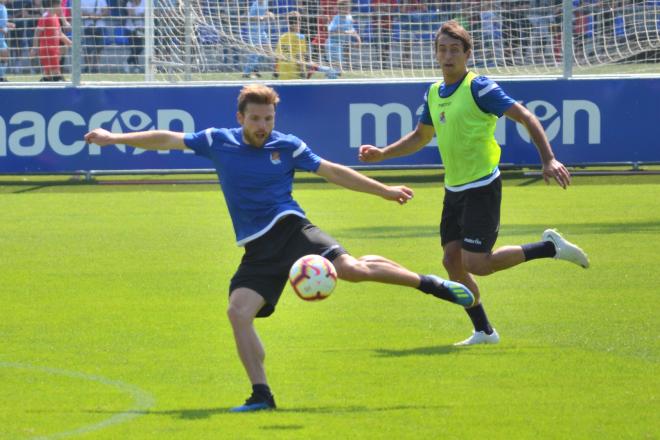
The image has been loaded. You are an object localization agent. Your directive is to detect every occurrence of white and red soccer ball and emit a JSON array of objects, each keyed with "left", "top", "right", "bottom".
[{"left": 288, "top": 254, "right": 337, "bottom": 301}]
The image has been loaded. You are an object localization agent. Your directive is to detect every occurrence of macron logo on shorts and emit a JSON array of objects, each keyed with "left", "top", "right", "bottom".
[{"left": 464, "top": 237, "right": 483, "bottom": 245}]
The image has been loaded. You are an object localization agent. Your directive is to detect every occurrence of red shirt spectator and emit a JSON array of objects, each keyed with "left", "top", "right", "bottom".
[
  {"left": 31, "top": 3, "right": 71, "bottom": 79},
  {"left": 60, "top": 0, "right": 70, "bottom": 20},
  {"left": 36, "top": 12, "right": 61, "bottom": 52},
  {"left": 320, "top": 0, "right": 338, "bottom": 17}
]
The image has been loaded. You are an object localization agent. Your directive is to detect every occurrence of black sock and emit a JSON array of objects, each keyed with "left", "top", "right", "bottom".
[
  {"left": 521, "top": 241, "right": 556, "bottom": 261},
  {"left": 417, "top": 274, "right": 437, "bottom": 294},
  {"left": 465, "top": 304, "right": 493, "bottom": 334},
  {"left": 252, "top": 384, "right": 272, "bottom": 399}
]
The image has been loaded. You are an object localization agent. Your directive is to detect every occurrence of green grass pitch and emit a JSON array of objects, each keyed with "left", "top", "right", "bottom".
[{"left": 0, "top": 170, "right": 658, "bottom": 439}]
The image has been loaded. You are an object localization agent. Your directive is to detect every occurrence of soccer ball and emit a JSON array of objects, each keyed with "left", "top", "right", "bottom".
[{"left": 288, "top": 254, "right": 337, "bottom": 301}]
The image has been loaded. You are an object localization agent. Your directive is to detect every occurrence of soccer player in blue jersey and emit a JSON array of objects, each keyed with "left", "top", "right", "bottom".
[
  {"left": 84, "top": 84, "right": 476, "bottom": 413},
  {"left": 359, "top": 20, "right": 590, "bottom": 346}
]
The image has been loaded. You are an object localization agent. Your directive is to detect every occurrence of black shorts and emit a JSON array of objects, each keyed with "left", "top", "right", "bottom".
[
  {"left": 440, "top": 177, "right": 502, "bottom": 253},
  {"left": 229, "top": 215, "right": 348, "bottom": 318},
  {"left": 83, "top": 27, "right": 104, "bottom": 55}
]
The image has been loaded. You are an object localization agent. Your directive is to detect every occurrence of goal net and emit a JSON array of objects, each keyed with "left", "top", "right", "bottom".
[{"left": 1, "top": 0, "right": 658, "bottom": 82}]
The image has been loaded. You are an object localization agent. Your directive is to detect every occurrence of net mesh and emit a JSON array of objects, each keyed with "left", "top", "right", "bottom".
[{"left": 0, "top": 0, "right": 658, "bottom": 83}]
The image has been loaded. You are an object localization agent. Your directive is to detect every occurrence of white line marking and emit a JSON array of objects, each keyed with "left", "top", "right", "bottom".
[{"left": 0, "top": 362, "right": 155, "bottom": 439}]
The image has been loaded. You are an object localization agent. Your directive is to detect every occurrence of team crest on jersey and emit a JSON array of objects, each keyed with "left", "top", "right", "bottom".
[
  {"left": 270, "top": 151, "right": 282, "bottom": 164},
  {"left": 439, "top": 111, "right": 446, "bottom": 124}
]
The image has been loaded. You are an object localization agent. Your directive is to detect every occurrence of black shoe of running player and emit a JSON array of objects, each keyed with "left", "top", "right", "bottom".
[{"left": 229, "top": 392, "right": 276, "bottom": 413}]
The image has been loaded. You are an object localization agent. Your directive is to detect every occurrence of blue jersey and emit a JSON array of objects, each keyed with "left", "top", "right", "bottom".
[
  {"left": 0, "top": 5, "right": 9, "bottom": 45},
  {"left": 184, "top": 128, "right": 322, "bottom": 246},
  {"left": 327, "top": 14, "right": 356, "bottom": 46},
  {"left": 419, "top": 74, "right": 516, "bottom": 125}
]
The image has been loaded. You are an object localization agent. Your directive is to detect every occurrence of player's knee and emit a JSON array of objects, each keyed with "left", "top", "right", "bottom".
[
  {"left": 442, "top": 254, "right": 463, "bottom": 276},
  {"left": 227, "top": 303, "right": 252, "bottom": 325},
  {"left": 462, "top": 255, "right": 493, "bottom": 276}
]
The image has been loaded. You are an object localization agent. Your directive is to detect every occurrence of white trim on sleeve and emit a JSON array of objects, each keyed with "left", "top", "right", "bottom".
[
  {"left": 292, "top": 142, "right": 307, "bottom": 158},
  {"left": 478, "top": 82, "right": 499, "bottom": 98},
  {"left": 205, "top": 128, "right": 213, "bottom": 146}
]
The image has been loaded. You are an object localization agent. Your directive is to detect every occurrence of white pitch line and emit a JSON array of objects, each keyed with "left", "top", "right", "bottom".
[{"left": 0, "top": 361, "right": 155, "bottom": 439}]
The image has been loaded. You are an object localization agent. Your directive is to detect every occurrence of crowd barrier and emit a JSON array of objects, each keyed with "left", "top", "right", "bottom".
[{"left": 1, "top": 77, "right": 658, "bottom": 173}]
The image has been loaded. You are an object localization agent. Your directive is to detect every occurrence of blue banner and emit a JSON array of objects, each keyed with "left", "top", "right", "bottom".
[{"left": 1, "top": 78, "right": 658, "bottom": 173}]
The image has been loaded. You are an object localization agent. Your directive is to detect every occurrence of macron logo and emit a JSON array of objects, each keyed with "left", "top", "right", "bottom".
[{"left": 464, "top": 237, "right": 482, "bottom": 245}]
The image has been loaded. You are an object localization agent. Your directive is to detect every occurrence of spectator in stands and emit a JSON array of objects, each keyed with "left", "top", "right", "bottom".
[
  {"left": 7, "top": 0, "right": 40, "bottom": 74},
  {"left": 81, "top": 0, "right": 109, "bottom": 73},
  {"left": 479, "top": 0, "right": 504, "bottom": 67},
  {"left": 242, "top": 0, "right": 275, "bottom": 79},
  {"left": 501, "top": 0, "right": 529, "bottom": 65},
  {"left": 297, "top": 0, "right": 322, "bottom": 60},
  {"left": 0, "top": 0, "right": 15, "bottom": 81},
  {"left": 275, "top": 11, "right": 307, "bottom": 79},
  {"left": 276, "top": 10, "right": 338, "bottom": 80},
  {"left": 326, "top": 0, "right": 360, "bottom": 76},
  {"left": 370, "top": 0, "right": 396, "bottom": 66},
  {"left": 399, "top": 0, "right": 427, "bottom": 63},
  {"left": 125, "top": 0, "right": 144, "bottom": 73},
  {"left": 59, "top": 0, "right": 71, "bottom": 73},
  {"left": 31, "top": 0, "right": 70, "bottom": 81},
  {"left": 528, "top": 0, "right": 553, "bottom": 61}
]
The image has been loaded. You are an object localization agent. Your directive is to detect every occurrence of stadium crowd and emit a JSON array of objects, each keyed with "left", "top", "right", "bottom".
[{"left": 0, "top": 0, "right": 653, "bottom": 81}]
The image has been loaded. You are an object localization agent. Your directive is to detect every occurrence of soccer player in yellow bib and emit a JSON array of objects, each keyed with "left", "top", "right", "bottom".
[
  {"left": 359, "top": 20, "right": 590, "bottom": 346},
  {"left": 275, "top": 11, "right": 307, "bottom": 80}
]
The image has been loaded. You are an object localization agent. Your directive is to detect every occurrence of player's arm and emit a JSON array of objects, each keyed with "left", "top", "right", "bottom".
[
  {"left": 84, "top": 128, "right": 187, "bottom": 150},
  {"left": 30, "top": 27, "right": 42, "bottom": 54},
  {"left": 359, "top": 122, "right": 434, "bottom": 163},
  {"left": 60, "top": 29, "right": 72, "bottom": 46},
  {"left": 315, "top": 160, "right": 413, "bottom": 205},
  {"left": 504, "top": 102, "right": 571, "bottom": 188}
]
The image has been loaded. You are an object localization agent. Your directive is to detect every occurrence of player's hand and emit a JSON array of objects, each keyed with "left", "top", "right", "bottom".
[
  {"left": 542, "top": 158, "right": 571, "bottom": 189},
  {"left": 358, "top": 145, "right": 384, "bottom": 163},
  {"left": 384, "top": 185, "right": 414, "bottom": 205},
  {"left": 84, "top": 128, "right": 115, "bottom": 146}
]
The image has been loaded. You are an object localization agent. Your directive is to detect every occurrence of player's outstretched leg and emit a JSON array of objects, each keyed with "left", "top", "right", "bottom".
[
  {"left": 542, "top": 229, "right": 590, "bottom": 268},
  {"left": 334, "top": 255, "right": 475, "bottom": 308}
]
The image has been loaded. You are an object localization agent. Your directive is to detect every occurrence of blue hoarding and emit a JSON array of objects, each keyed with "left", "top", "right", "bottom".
[{"left": 0, "top": 78, "right": 658, "bottom": 173}]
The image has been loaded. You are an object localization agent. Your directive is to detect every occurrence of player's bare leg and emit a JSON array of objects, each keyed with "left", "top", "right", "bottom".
[
  {"left": 331, "top": 254, "right": 474, "bottom": 307},
  {"left": 227, "top": 288, "right": 276, "bottom": 412},
  {"left": 443, "top": 240, "right": 500, "bottom": 346}
]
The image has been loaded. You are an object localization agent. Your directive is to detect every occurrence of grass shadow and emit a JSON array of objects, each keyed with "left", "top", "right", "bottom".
[
  {"left": 1, "top": 179, "right": 96, "bottom": 194},
  {"left": 374, "top": 345, "right": 458, "bottom": 357},
  {"left": 85, "top": 403, "right": 438, "bottom": 420}
]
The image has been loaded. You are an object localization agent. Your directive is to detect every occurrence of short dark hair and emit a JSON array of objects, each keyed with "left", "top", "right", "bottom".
[
  {"left": 435, "top": 20, "right": 472, "bottom": 53},
  {"left": 237, "top": 84, "right": 280, "bottom": 114},
  {"left": 287, "top": 11, "right": 301, "bottom": 28}
]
